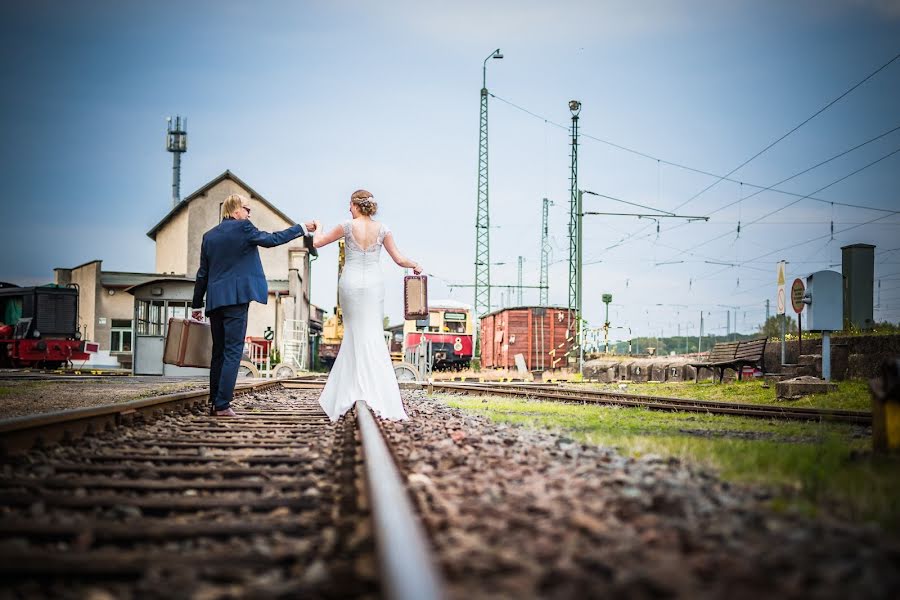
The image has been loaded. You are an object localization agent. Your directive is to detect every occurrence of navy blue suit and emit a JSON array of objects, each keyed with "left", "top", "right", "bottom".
[{"left": 192, "top": 218, "right": 307, "bottom": 410}]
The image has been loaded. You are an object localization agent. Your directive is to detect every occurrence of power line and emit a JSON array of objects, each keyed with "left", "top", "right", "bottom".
[
  {"left": 671, "top": 145, "right": 900, "bottom": 257},
  {"left": 698, "top": 124, "right": 900, "bottom": 219},
  {"left": 694, "top": 210, "right": 900, "bottom": 284},
  {"left": 490, "top": 92, "right": 900, "bottom": 214},
  {"left": 672, "top": 50, "right": 900, "bottom": 211}
]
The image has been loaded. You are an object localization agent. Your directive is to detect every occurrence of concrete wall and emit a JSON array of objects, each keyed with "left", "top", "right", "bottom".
[
  {"left": 176, "top": 179, "right": 297, "bottom": 280},
  {"left": 583, "top": 334, "right": 900, "bottom": 383},
  {"left": 583, "top": 357, "right": 699, "bottom": 383},
  {"left": 765, "top": 334, "right": 900, "bottom": 380},
  {"left": 155, "top": 209, "right": 188, "bottom": 275},
  {"left": 54, "top": 261, "right": 99, "bottom": 343},
  {"left": 54, "top": 262, "right": 134, "bottom": 352},
  {"left": 95, "top": 287, "right": 135, "bottom": 352}
]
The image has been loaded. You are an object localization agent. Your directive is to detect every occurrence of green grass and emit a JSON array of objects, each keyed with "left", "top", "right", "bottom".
[
  {"left": 0, "top": 381, "right": 43, "bottom": 397},
  {"left": 439, "top": 393, "right": 900, "bottom": 534},
  {"left": 586, "top": 379, "right": 872, "bottom": 411}
]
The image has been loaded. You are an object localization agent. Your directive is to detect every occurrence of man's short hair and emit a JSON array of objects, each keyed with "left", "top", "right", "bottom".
[{"left": 222, "top": 194, "right": 247, "bottom": 219}]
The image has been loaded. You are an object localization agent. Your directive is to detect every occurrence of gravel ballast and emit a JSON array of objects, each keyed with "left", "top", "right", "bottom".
[{"left": 388, "top": 390, "right": 899, "bottom": 599}]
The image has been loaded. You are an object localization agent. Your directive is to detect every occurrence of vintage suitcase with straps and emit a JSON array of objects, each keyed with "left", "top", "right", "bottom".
[
  {"left": 163, "top": 317, "right": 213, "bottom": 368},
  {"left": 404, "top": 275, "right": 428, "bottom": 320}
]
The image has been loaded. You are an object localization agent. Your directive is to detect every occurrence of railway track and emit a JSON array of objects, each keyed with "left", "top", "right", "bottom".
[
  {"left": 429, "top": 381, "right": 873, "bottom": 425},
  {"left": 0, "top": 381, "right": 442, "bottom": 599}
]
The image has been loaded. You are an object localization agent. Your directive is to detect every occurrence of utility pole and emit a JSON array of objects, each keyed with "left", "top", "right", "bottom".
[
  {"left": 567, "top": 100, "right": 581, "bottom": 366},
  {"left": 602, "top": 293, "right": 612, "bottom": 353},
  {"left": 698, "top": 311, "right": 704, "bottom": 354},
  {"left": 517, "top": 256, "right": 524, "bottom": 305},
  {"left": 540, "top": 198, "right": 552, "bottom": 306},
  {"left": 474, "top": 49, "right": 503, "bottom": 322},
  {"left": 766, "top": 298, "right": 770, "bottom": 321}
]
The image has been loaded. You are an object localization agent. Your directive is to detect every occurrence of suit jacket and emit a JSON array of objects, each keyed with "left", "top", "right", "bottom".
[{"left": 192, "top": 218, "right": 308, "bottom": 312}]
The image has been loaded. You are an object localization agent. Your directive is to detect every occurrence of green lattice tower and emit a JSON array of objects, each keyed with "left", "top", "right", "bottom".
[
  {"left": 567, "top": 101, "right": 581, "bottom": 340},
  {"left": 475, "top": 84, "right": 491, "bottom": 319},
  {"left": 540, "top": 198, "right": 551, "bottom": 306}
]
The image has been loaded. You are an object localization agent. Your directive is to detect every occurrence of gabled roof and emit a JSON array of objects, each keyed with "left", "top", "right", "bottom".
[{"left": 146, "top": 170, "right": 297, "bottom": 240}]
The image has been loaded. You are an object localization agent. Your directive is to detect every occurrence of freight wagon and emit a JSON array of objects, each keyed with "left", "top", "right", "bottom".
[{"left": 480, "top": 306, "right": 575, "bottom": 371}]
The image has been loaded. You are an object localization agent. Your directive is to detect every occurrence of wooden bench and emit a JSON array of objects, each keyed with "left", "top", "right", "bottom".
[{"left": 689, "top": 338, "right": 767, "bottom": 383}]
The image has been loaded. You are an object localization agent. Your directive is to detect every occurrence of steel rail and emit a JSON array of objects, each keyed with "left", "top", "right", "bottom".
[
  {"left": 0, "top": 379, "right": 282, "bottom": 453},
  {"left": 430, "top": 381, "right": 872, "bottom": 425},
  {"left": 0, "top": 381, "right": 449, "bottom": 598},
  {"left": 355, "top": 400, "right": 445, "bottom": 600},
  {"left": 456, "top": 381, "right": 869, "bottom": 418}
]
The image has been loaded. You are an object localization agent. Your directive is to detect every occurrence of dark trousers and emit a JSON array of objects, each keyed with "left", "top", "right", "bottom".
[{"left": 208, "top": 303, "right": 249, "bottom": 411}]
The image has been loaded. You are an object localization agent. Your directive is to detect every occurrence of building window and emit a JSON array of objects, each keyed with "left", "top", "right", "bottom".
[
  {"left": 136, "top": 300, "right": 191, "bottom": 337},
  {"left": 110, "top": 319, "right": 132, "bottom": 353},
  {"left": 167, "top": 301, "right": 189, "bottom": 321},
  {"left": 136, "top": 300, "right": 165, "bottom": 336}
]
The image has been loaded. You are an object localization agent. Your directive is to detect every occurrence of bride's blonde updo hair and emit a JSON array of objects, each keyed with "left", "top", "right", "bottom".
[{"left": 351, "top": 189, "right": 378, "bottom": 216}]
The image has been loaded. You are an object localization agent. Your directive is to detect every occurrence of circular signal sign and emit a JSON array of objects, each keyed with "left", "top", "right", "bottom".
[{"left": 791, "top": 278, "right": 806, "bottom": 314}]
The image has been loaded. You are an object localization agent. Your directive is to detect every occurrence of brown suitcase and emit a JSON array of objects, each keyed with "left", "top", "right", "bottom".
[
  {"left": 164, "top": 318, "right": 213, "bottom": 368},
  {"left": 404, "top": 275, "right": 428, "bottom": 320}
]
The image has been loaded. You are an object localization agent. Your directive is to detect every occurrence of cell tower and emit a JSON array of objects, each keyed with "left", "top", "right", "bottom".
[
  {"left": 567, "top": 100, "right": 581, "bottom": 338},
  {"left": 540, "top": 198, "right": 552, "bottom": 306},
  {"left": 475, "top": 49, "right": 503, "bottom": 319},
  {"left": 166, "top": 116, "right": 188, "bottom": 207}
]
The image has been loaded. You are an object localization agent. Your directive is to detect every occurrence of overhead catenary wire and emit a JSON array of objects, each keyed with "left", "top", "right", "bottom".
[
  {"left": 669, "top": 145, "right": 900, "bottom": 258},
  {"left": 671, "top": 50, "right": 900, "bottom": 212},
  {"left": 489, "top": 93, "right": 900, "bottom": 215},
  {"left": 575, "top": 128, "right": 900, "bottom": 264},
  {"left": 693, "top": 210, "right": 900, "bottom": 284}
]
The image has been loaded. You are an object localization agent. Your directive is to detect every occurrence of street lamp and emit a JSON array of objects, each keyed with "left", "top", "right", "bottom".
[
  {"left": 602, "top": 293, "right": 612, "bottom": 353},
  {"left": 483, "top": 48, "right": 503, "bottom": 88},
  {"left": 567, "top": 100, "right": 581, "bottom": 371}
]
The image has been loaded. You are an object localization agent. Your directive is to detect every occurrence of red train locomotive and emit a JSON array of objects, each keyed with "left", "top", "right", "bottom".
[
  {"left": 0, "top": 284, "right": 92, "bottom": 368},
  {"left": 402, "top": 300, "right": 474, "bottom": 370}
]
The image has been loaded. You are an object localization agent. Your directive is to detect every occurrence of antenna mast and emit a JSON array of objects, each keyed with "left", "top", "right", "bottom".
[{"left": 166, "top": 115, "right": 188, "bottom": 207}]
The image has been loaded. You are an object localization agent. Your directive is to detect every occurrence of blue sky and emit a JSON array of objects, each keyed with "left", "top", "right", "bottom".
[{"left": 2, "top": 0, "right": 899, "bottom": 337}]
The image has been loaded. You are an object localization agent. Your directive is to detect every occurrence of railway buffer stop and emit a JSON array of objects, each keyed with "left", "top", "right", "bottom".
[{"left": 126, "top": 277, "right": 209, "bottom": 376}]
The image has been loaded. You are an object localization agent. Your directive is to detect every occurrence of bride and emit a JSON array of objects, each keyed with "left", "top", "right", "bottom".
[{"left": 312, "top": 189, "right": 423, "bottom": 421}]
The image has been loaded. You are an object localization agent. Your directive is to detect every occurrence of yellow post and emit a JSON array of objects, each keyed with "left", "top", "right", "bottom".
[{"left": 871, "top": 359, "right": 900, "bottom": 452}]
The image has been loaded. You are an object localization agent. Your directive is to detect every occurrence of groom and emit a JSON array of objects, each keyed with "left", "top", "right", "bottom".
[{"left": 191, "top": 193, "right": 317, "bottom": 417}]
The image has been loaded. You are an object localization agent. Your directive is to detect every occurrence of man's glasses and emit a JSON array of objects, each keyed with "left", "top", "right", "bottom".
[{"left": 243, "top": 206, "right": 251, "bottom": 215}]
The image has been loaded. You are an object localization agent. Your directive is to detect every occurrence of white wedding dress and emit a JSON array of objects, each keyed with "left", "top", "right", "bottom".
[{"left": 318, "top": 220, "right": 408, "bottom": 422}]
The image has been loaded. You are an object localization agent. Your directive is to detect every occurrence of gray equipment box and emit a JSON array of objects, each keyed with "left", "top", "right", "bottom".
[{"left": 806, "top": 270, "right": 843, "bottom": 331}]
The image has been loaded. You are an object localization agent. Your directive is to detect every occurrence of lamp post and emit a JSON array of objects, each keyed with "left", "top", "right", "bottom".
[
  {"left": 602, "top": 293, "right": 612, "bottom": 353},
  {"left": 567, "top": 100, "right": 581, "bottom": 370}
]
